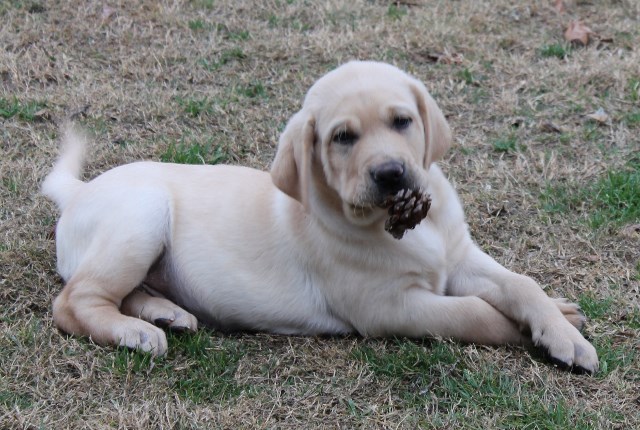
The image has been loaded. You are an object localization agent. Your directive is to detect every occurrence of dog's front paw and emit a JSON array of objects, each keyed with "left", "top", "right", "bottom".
[
  {"left": 532, "top": 321, "right": 598, "bottom": 374},
  {"left": 113, "top": 319, "right": 168, "bottom": 356}
]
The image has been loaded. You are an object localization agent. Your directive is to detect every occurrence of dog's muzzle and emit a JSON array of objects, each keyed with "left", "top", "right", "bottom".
[
  {"left": 368, "top": 161, "right": 431, "bottom": 239},
  {"left": 369, "top": 161, "right": 408, "bottom": 197}
]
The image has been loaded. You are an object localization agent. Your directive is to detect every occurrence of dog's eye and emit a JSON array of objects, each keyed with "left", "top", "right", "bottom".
[
  {"left": 332, "top": 129, "right": 358, "bottom": 145},
  {"left": 392, "top": 116, "right": 412, "bottom": 131}
]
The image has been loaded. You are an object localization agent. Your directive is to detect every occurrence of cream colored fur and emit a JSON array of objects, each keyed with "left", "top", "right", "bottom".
[{"left": 42, "top": 61, "right": 598, "bottom": 373}]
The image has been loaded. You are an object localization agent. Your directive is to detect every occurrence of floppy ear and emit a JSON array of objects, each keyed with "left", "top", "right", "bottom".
[
  {"left": 270, "top": 110, "right": 316, "bottom": 209},
  {"left": 410, "top": 80, "right": 452, "bottom": 167}
]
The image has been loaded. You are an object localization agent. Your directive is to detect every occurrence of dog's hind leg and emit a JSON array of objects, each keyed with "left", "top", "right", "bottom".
[
  {"left": 121, "top": 287, "right": 198, "bottom": 333},
  {"left": 52, "top": 188, "right": 172, "bottom": 355},
  {"left": 53, "top": 275, "right": 169, "bottom": 355}
]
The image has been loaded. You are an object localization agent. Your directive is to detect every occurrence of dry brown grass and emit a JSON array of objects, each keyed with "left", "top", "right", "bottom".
[{"left": 1, "top": 0, "right": 638, "bottom": 428}]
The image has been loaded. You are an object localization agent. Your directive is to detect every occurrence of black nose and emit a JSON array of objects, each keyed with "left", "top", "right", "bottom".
[{"left": 370, "top": 161, "right": 406, "bottom": 189}]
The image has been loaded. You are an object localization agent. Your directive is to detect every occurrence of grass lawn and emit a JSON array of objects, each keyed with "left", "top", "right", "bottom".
[{"left": 1, "top": 0, "right": 638, "bottom": 428}]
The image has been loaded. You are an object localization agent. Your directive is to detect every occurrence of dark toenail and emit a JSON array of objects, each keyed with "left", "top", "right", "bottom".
[
  {"left": 154, "top": 318, "right": 172, "bottom": 328},
  {"left": 570, "top": 365, "right": 592, "bottom": 375}
]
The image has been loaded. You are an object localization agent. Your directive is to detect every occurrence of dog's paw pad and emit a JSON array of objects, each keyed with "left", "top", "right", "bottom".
[
  {"left": 154, "top": 317, "right": 173, "bottom": 328},
  {"left": 115, "top": 321, "right": 168, "bottom": 356}
]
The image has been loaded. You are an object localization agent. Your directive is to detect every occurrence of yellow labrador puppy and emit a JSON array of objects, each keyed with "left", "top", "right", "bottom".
[{"left": 42, "top": 61, "right": 598, "bottom": 373}]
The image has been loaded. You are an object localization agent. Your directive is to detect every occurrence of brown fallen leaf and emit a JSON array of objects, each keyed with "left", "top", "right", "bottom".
[
  {"left": 564, "top": 20, "right": 593, "bottom": 45},
  {"left": 33, "top": 109, "right": 51, "bottom": 121},
  {"left": 554, "top": 0, "right": 566, "bottom": 13},
  {"left": 540, "top": 121, "right": 562, "bottom": 133},
  {"left": 586, "top": 108, "right": 609, "bottom": 124},
  {"left": 488, "top": 203, "right": 509, "bottom": 218},
  {"left": 620, "top": 223, "right": 640, "bottom": 239},
  {"left": 424, "top": 50, "right": 464, "bottom": 65}
]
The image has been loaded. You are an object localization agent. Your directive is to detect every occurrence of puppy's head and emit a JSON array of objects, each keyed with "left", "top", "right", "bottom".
[{"left": 271, "top": 61, "right": 451, "bottom": 226}]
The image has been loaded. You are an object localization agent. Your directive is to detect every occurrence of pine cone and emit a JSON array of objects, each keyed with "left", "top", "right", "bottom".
[{"left": 381, "top": 189, "right": 431, "bottom": 239}]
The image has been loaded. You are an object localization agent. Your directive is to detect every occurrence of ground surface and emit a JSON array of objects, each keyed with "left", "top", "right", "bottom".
[{"left": 1, "top": 0, "right": 639, "bottom": 428}]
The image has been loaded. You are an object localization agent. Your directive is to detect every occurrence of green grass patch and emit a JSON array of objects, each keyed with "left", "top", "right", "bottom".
[
  {"left": 160, "top": 139, "right": 230, "bottom": 165},
  {"left": 188, "top": 19, "right": 206, "bottom": 31},
  {"left": 624, "top": 307, "right": 640, "bottom": 329},
  {"left": 540, "top": 43, "right": 570, "bottom": 59},
  {"left": 354, "top": 339, "right": 602, "bottom": 428},
  {"left": 198, "top": 47, "right": 246, "bottom": 71},
  {"left": 352, "top": 339, "right": 458, "bottom": 381},
  {"left": 236, "top": 81, "right": 267, "bottom": 99},
  {"left": 2, "top": 176, "right": 19, "bottom": 195},
  {"left": 0, "top": 388, "right": 34, "bottom": 410},
  {"left": 593, "top": 337, "right": 637, "bottom": 377},
  {"left": 216, "top": 24, "right": 250, "bottom": 40},
  {"left": 589, "top": 166, "right": 640, "bottom": 228},
  {"left": 387, "top": 3, "right": 407, "bottom": 20},
  {"left": 0, "top": 97, "right": 47, "bottom": 121},
  {"left": 267, "top": 13, "right": 279, "bottom": 28},
  {"left": 188, "top": 21, "right": 250, "bottom": 39},
  {"left": 624, "top": 110, "right": 640, "bottom": 127},
  {"left": 0, "top": 1, "right": 45, "bottom": 15},
  {"left": 492, "top": 135, "right": 518, "bottom": 153},
  {"left": 582, "top": 121, "right": 605, "bottom": 143},
  {"left": 457, "top": 68, "right": 477, "bottom": 86},
  {"left": 177, "top": 96, "right": 218, "bottom": 117},
  {"left": 541, "top": 160, "right": 640, "bottom": 229},
  {"left": 170, "top": 332, "right": 245, "bottom": 403},
  {"left": 107, "top": 347, "right": 157, "bottom": 376},
  {"left": 103, "top": 331, "right": 245, "bottom": 404},
  {"left": 190, "top": 0, "right": 214, "bottom": 9},
  {"left": 578, "top": 292, "right": 615, "bottom": 321},
  {"left": 627, "top": 77, "right": 639, "bottom": 102},
  {"left": 265, "top": 12, "right": 311, "bottom": 31},
  {"left": 558, "top": 132, "right": 573, "bottom": 145},
  {"left": 6, "top": 317, "right": 42, "bottom": 349}
]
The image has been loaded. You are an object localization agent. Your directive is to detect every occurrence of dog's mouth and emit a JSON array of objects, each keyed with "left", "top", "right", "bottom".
[
  {"left": 347, "top": 202, "right": 377, "bottom": 217},
  {"left": 344, "top": 187, "right": 431, "bottom": 238}
]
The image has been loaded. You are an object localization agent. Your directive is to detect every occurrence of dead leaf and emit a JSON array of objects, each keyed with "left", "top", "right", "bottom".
[
  {"left": 564, "top": 21, "right": 593, "bottom": 45},
  {"left": 554, "top": 0, "right": 566, "bottom": 13},
  {"left": 586, "top": 108, "right": 609, "bottom": 124},
  {"left": 424, "top": 50, "right": 464, "bottom": 65},
  {"left": 487, "top": 202, "right": 509, "bottom": 217},
  {"left": 540, "top": 121, "right": 562, "bottom": 133},
  {"left": 620, "top": 224, "right": 640, "bottom": 239},
  {"left": 33, "top": 109, "right": 51, "bottom": 121}
]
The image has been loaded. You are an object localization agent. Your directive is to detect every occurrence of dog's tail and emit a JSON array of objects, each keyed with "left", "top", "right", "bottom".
[{"left": 41, "top": 124, "right": 87, "bottom": 211}]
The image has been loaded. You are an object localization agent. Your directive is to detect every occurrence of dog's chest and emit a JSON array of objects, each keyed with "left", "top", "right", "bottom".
[{"left": 315, "top": 222, "right": 448, "bottom": 297}]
